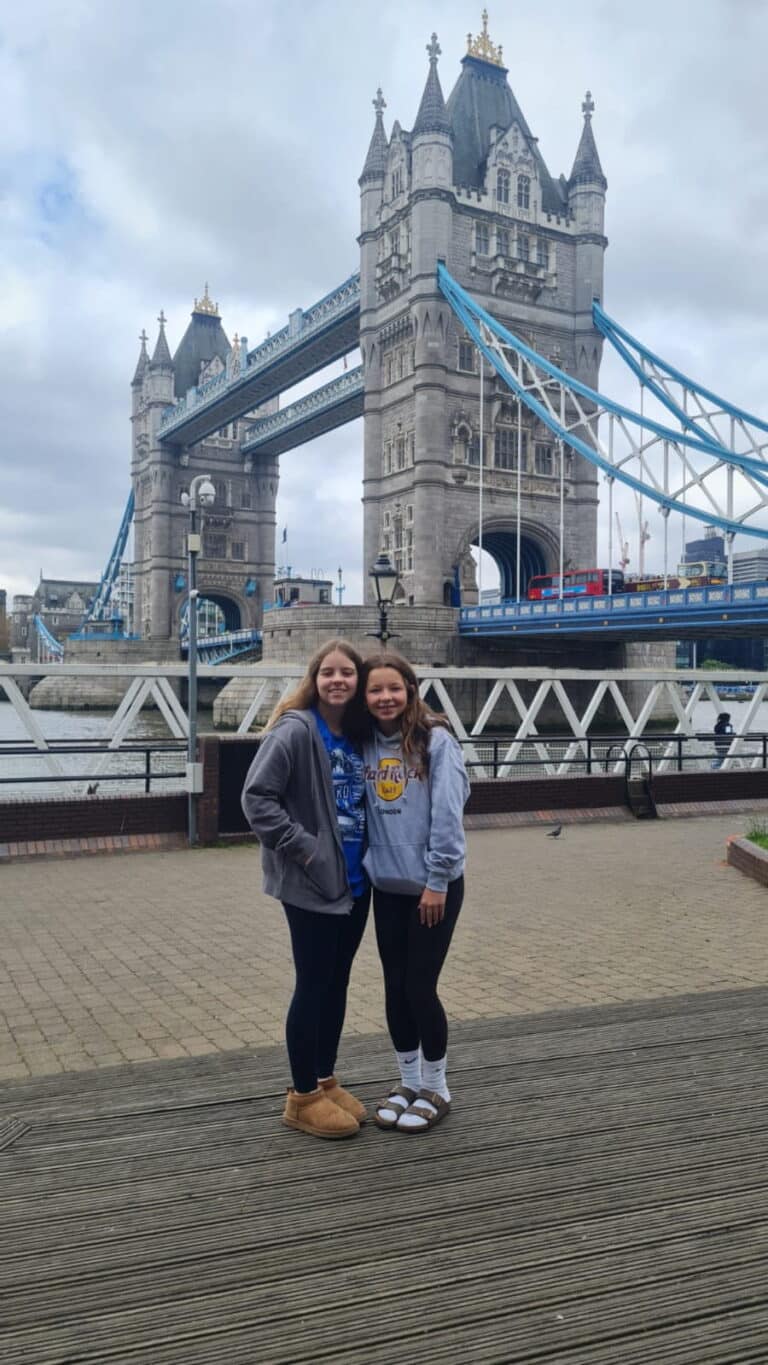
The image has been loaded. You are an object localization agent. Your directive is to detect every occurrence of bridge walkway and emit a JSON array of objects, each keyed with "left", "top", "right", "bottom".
[{"left": 2, "top": 987, "right": 768, "bottom": 1362}]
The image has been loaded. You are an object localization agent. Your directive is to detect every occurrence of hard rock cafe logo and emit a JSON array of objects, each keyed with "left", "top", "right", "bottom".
[{"left": 376, "top": 756, "right": 406, "bottom": 803}]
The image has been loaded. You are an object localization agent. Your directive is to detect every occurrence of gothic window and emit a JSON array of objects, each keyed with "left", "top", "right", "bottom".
[
  {"left": 467, "top": 434, "right": 481, "bottom": 466},
  {"left": 517, "top": 174, "right": 531, "bottom": 209},
  {"left": 497, "top": 227, "right": 510, "bottom": 257},
  {"left": 214, "top": 479, "right": 228, "bottom": 506},
  {"left": 458, "top": 336, "right": 476, "bottom": 372},
  {"left": 383, "top": 442, "right": 392, "bottom": 475},
  {"left": 475, "top": 222, "right": 490, "bottom": 255},
  {"left": 391, "top": 168, "right": 402, "bottom": 197},
  {"left": 203, "top": 533, "right": 227, "bottom": 558},
  {"left": 405, "top": 503, "right": 414, "bottom": 523},
  {"left": 384, "top": 354, "right": 393, "bottom": 385},
  {"left": 388, "top": 229, "right": 399, "bottom": 257},
  {"left": 405, "top": 527, "right": 414, "bottom": 572},
  {"left": 536, "top": 238, "right": 549, "bottom": 268},
  {"left": 231, "top": 541, "right": 245, "bottom": 560},
  {"left": 534, "top": 442, "right": 554, "bottom": 476},
  {"left": 494, "top": 427, "right": 528, "bottom": 470},
  {"left": 383, "top": 510, "right": 391, "bottom": 528},
  {"left": 518, "top": 234, "right": 530, "bottom": 262},
  {"left": 396, "top": 435, "right": 406, "bottom": 470},
  {"left": 408, "top": 432, "right": 415, "bottom": 464},
  {"left": 397, "top": 350, "right": 405, "bottom": 380},
  {"left": 240, "top": 487, "right": 252, "bottom": 509},
  {"left": 496, "top": 169, "right": 510, "bottom": 204},
  {"left": 382, "top": 532, "right": 391, "bottom": 550}
]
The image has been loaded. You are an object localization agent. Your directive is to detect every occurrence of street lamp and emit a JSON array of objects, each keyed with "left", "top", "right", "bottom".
[
  {"left": 368, "top": 550, "right": 401, "bottom": 647},
  {"left": 180, "top": 474, "right": 216, "bottom": 845}
]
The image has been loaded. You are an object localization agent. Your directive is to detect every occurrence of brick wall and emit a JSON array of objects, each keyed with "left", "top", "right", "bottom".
[
  {"left": 727, "top": 837, "right": 768, "bottom": 888},
  {"left": 0, "top": 794, "right": 187, "bottom": 843}
]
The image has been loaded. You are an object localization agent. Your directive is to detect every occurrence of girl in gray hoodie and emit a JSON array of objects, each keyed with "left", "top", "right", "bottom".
[
  {"left": 360, "top": 652, "right": 470, "bottom": 1133},
  {"left": 241, "top": 639, "right": 370, "bottom": 1140}
]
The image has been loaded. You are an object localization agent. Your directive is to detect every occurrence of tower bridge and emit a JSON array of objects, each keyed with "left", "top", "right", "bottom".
[{"left": 75, "top": 11, "right": 767, "bottom": 663}]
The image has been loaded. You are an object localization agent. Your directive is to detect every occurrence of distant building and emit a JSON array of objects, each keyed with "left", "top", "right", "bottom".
[
  {"left": 732, "top": 547, "right": 768, "bottom": 582},
  {"left": 11, "top": 576, "right": 99, "bottom": 661},
  {"left": 684, "top": 529, "right": 725, "bottom": 563},
  {"left": 0, "top": 590, "right": 9, "bottom": 660},
  {"left": 111, "top": 562, "right": 135, "bottom": 635},
  {"left": 271, "top": 574, "right": 333, "bottom": 608}
]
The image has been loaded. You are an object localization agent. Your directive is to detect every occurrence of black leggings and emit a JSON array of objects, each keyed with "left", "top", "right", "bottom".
[
  {"left": 282, "top": 890, "right": 370, "bottom": 1093},
  {"left": 373, "top": 876, "right": 463, "bottom": 1062}
]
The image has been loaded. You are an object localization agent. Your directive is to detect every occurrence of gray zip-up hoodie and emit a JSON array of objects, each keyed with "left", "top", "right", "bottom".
[
  {"left": 241, "top": 710, "right": 353, "bottom": 915},
  {"left": 362, "top": 725, "right": 470, "bottom": 895}
]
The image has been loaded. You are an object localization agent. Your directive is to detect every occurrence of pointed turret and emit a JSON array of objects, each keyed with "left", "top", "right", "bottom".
[
  {"left": 359, "top": 89, "right": 389, "bottom": 184},
  {"left": 132, "top": 329, "right": 150, "bottom": 386},
  {"left": 413, "top": 33, "right": 450, "bottom": 136},
  {"left": 150, "top": 311, "right": 173, "bottom": 369},
  {"left": 172, "top": 287, "right": 230, "bottom": 398},
  {"left": 569, "top": 91, "right": 607, "bottom": 190}
]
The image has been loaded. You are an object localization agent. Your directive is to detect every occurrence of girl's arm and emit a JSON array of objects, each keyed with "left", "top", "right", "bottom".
[
  {"left": 241, "top": 728, "right": 317, "bottom": 864},
  {"left": 424, "top": 730, "right": 471, "bottom": 894}
]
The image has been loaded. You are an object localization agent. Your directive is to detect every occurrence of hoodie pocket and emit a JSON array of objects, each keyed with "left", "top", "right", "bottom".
[{"left": 304, "top": 831, "right": 346, "bottom": 900}]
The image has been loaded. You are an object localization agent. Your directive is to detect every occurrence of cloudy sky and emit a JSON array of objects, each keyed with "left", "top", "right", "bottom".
[{"left": 2, "top": 0, "right": 767, "bottom": 606}]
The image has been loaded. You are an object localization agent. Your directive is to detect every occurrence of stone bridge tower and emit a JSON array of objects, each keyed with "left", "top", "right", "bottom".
[
  {"left": 359, "top": 15, "right": 607, "bottom": 605},
  {"left": 130, "top": 288, "right": 278, "bottom": 644}
]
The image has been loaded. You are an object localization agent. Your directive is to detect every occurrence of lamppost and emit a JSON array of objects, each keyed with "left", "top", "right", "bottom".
[
  {"left": 368, "top": 551, "right": 401, "bottom": 647},
  {"left": 180, "top": 474, "right": 216, "bottom": 845}
]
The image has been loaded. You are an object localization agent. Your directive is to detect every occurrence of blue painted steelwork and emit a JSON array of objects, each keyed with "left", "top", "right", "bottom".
[
  {"left": 459, "top": 581, "right": 768, "bottom": 640},
  {"left": 32, "top": 614, "right": 64, "bottom": 659},
  {"left": 159, "top": 274, "right": 361, "bottom": 446},
  {"left": 81, "top": 490, "right": 135, "bottom": 630},
  {"left": 593, "top": 302, "right": 768, "bottom": 443},
  {"left": 437, "top": 264, "right": 768, "bottom": 536},
  {"left": 180, "top": 627, "right": 262, "bottom": 665},
  {"left": 241, "top": 366, "right": 363, "bottom": 456}
]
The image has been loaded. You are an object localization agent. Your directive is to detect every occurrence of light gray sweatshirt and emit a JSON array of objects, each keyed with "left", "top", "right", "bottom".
[{"left": 362, "top": 725, "right": 470, "bottom": 895}]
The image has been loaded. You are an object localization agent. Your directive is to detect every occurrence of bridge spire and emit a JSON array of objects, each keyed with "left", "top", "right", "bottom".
[
  {"left": 413, "top": 33, "right": 450, "bottom": 137},
  {"left": 131, "top": 328, "right": 150, "bottom": 386},
  {"left": 466, "top": 9, "right": 504, "bottom": 68},
  {"left": 569, "top": 90, "right": 607, "bottom": 189},
  {"left": 150, "top": 310, "right": 173, "bottom": 369},
  {"left": 359, "top": 88, "right": 389, "bottom": 184}
]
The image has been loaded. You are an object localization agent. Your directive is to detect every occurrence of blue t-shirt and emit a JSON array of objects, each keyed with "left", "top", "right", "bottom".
[{"left": 312, "top": 710, "right": 367, "bottom": 897}]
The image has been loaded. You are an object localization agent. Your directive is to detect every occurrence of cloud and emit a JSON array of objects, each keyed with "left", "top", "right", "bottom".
[{"left": 1, "top": 0, "right": 767, "bottom": 617}]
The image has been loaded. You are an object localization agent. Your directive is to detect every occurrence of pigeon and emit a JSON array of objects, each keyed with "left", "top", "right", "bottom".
[
  {"left": 546, "top": 824, "right": 562, "bottom": 838},
  {"left": 86, "top": 783, "right": 100, "bottom": 796}
]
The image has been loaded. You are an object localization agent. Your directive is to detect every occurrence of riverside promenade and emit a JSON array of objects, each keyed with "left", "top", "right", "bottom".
[{"left": 2, "top": 814, "right": 768, "bottom": 1362}]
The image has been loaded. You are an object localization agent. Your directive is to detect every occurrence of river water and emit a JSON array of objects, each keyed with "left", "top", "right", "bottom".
[{"left": 0, "top": 703, "right": 208, "bottom": 800}]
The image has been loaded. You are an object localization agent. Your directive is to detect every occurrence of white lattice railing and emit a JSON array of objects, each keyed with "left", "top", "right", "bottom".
[{"left": 2, "top": 663, "right": 768, "bottom": 789}]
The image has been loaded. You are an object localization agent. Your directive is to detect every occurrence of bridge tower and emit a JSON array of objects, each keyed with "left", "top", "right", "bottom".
[
  {"left": 359, "top": 16, "right": 607, "bottom": 605},
  {"left": 130, "top": 289, "right": 278, "bottom": 644}
]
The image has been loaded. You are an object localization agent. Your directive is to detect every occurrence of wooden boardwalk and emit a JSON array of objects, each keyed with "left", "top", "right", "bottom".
[{"left": 2, "top": 987, "right": 768, "bottom": 1364}]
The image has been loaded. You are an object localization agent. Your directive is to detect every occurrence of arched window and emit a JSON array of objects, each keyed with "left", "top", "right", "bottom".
[
  {"left": 517, "top": 174, "right": 530, "bottom": 209},
  {"left": 214, "top": 479, "right": 228, "bottom": 507},
  {"left": 496, "top": 169, "right": 510, "bottom": 204}
]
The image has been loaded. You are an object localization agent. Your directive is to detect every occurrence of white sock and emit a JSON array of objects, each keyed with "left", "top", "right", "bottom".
[
  {"left": 396, "top": 1055, "right": 451, "bottom": 1130},
  {"left": 377, "top": 1050, "right": 422, "bottom": 1123},
  {"left": 421, "top": 1055, "right": 450, "bottom": 1102},
  {"left": 397, "top": 1049, "right": 422, "bottom": 1091}
]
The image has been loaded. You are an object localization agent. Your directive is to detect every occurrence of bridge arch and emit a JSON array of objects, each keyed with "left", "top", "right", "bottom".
[
  {"left": 458, "top": 519, "right": 558, "bottom": 600},
  {"left": 178, "top": 589, "right": 245, "bottom": 637}
]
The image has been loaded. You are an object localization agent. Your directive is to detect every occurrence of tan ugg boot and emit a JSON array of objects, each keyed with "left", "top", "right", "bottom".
[
  {"left": 318, "top": 1075, "right": 368, "bottom": 1124},
  {"left": 282, "top": 1087, "right": 359, "bottom": 1139}
]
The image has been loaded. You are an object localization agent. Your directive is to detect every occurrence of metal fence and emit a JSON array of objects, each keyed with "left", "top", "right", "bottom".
[{"left": 0, "top": 740, "right": 187, "bottom": 799}]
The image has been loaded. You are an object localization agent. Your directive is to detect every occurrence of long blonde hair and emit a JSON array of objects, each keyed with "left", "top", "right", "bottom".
[
  {"left": 264, "top": 639, "right": 365, "bottom": 735},
  {"left": 359, "top": 652, "right": 450, "bottom": 771}
]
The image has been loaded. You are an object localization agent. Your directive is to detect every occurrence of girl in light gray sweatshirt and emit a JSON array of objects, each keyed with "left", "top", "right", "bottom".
[{"left": 360, "top": 652, "right": 470, "bottom": 1134}]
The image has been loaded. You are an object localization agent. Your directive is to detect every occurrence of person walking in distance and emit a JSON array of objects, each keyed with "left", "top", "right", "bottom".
[
  {"left": 360, "top": 653, "right": 470, "bottom": 1133},
  {"left": 241, "top": 640, "right": 370, "bottom": 1139},
  {"left": 711, "top": 711, "right": 734, "bottom": 769}
]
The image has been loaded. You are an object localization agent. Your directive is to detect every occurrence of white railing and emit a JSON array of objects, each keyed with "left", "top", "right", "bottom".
[{"left": 2, "top": 662, "right": 768, "bottom": 793}]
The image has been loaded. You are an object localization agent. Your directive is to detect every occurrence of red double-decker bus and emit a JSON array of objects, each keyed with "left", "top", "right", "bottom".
[{"left": 527, "top": 569, "right": 624, "bottom": 600}]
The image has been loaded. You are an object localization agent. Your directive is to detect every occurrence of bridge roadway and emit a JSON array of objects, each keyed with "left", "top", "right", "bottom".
[
  {"left": 240, "top": 364, "right": 363, "bottom": 457},
  {"left": 2, "top": 818, "right": 768, "bottom": 1360},
  {"left": 159, "top": 273, "right": 361, "bottom": 448},
  {"left": 461, "top": 581, "right": 768, "bottom": 642}
]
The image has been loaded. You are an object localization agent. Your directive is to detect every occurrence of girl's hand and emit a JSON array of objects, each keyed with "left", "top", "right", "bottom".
[{"left": 418, "top": 889, "right": 446, "bottom": 927}]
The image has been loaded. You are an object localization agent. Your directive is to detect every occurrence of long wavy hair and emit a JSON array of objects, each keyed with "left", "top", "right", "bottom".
[
  {"left": 264, "top": 638, "right": 365, "bottom": 735},
  {"left": 359, "top": 652, "right": 450, "bottom": 771}
]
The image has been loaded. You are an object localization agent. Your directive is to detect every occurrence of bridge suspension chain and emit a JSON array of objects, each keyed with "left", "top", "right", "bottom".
[{"left": 437, "top": 264, "right": 768, "bottom": 543}]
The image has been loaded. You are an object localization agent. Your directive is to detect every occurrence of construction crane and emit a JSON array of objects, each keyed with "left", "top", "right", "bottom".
[
  {"left": 635, "top": 493, "right": 651, "bottom": 576},
  {"left": 615, "top": 513, "right": 630, "bottom": 573}
]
